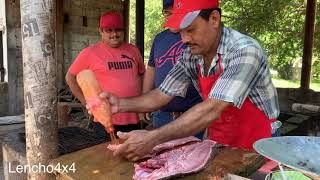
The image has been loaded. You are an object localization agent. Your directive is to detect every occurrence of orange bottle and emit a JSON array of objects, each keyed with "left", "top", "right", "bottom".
[{"left": 76, "top": 70, "right": 117, "bottom": 143}]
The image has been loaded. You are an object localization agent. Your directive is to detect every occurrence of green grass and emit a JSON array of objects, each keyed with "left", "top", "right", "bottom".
[{"left": 272, "top": 77, "right": 320, "bottom": 92}]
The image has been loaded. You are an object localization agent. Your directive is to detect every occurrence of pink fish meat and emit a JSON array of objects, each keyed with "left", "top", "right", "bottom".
[
  {"left": 107, "top": 137, "right": 217, "bottom": 180},
  {"left": 133, "top": 140, "right": 217, "bottom": 180}
]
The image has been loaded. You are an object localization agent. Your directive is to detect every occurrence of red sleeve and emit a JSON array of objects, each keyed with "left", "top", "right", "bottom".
[
  {"left": 133, "top": 46, "right": 145, "bottom": 75},
  {"left": 68, "top": 48, "right": 90, "bottom": 75}
]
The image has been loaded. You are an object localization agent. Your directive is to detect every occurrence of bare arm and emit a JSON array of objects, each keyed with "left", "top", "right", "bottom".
[
  {"left": 142, "top": 66, "right": 155, "bottom": 94},
  {"left": 65, "top": 72, "right": 86, "bottom": 105},
  {"left": 118, "top": 89, "right": 173, "bottom": 113},
  {"left": 139, "top": 66, "right": 156, "bottom": 120},
  {"left": 113, "top": 98, "right": 231, "bottom": 160},
  {"left": 138, "top": 72, "right": 144, "bottom": 94},
  {"left": 152, "top": 99, "right": 230, "bottom": 143}
]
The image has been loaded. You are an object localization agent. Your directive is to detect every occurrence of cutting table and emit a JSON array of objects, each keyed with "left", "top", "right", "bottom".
[{"left": 50, "top": 142, "right": 264, "bottom": 180}]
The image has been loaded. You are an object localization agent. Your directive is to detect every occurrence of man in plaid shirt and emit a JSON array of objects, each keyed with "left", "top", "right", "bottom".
[{"left": 94, "top": 0, "right": 280, "bottom": 161}]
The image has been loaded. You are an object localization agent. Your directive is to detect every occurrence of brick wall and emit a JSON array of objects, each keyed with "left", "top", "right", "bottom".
[{"left": 63, "top": 0, "right": 123, "bottom": 74}]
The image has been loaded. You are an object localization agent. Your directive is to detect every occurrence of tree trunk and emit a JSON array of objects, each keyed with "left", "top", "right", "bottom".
[{"left": 20, "top": 0, "right": 58, "bottom": 179}]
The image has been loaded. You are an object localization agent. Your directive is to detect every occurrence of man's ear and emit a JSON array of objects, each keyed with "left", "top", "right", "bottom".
[{"left": 209, "top": 10, "right": 221, "bottom": 28}]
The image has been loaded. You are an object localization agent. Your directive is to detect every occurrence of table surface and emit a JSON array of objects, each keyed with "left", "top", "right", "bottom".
[{"left": 50, "top": 142, "right": 264, "bottom": 180}]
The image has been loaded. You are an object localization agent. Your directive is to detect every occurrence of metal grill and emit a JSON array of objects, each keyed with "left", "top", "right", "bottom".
[{"left": 19, "top": 126, "right": 109, "bottom": 155}]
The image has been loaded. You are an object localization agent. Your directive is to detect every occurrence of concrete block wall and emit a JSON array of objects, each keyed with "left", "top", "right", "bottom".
[
  {"left": 5, "top": 0, "right": 24, "bottom": 115},
  {"left": 0, "top": 82, "right": 8, "bottom": 116},
  {"left": 63, "top": 0, "right": 123, "bottom": 74},
  {"left": 0, "top": 0, "right": 123, "bottom": 116},
  {"left": 277, "top": 88, "right": 320, "bottom": 112}
]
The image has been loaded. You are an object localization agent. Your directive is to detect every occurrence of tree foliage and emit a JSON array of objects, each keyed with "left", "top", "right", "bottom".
[
  {"left": 221, "top": 0, "right": 320, "bottom": 80},
  {"left": 222, "top": 0, "right": 320, "bottom": 79},
  {"left": 130, "top": 0, "right": 320, "bottom": 80},
  {"left": 129, "top": 0, "right": 163, "bottom": 57}
]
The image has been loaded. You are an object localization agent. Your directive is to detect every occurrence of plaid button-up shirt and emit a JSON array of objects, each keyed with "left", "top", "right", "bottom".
[{"left": 158, "top": 26, "right": 280, "bottom": 119}]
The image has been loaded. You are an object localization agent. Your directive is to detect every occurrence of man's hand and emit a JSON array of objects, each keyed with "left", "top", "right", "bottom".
[
  {"left": 100, "top": 92, "right": 121, "bottom": 114},
  {"left": 113, "top": 130, "right": 158, "bottom": 161},
  {"left": 138, "top": 112, "right": 152, "bottom": 123},
  {"left": 86, "top": 92, "right": 121, "bottom": 114}
]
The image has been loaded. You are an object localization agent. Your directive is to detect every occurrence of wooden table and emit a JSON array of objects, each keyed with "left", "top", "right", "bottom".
[{"left": 50, "top": 143, "right": 264, "bottom": 180}]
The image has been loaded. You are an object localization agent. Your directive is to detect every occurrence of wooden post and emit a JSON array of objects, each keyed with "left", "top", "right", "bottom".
[
  {"left": 56, "top": 0, "right": 65, "bottom": 90},
  {"left": 20, "top": 0, "right": 58, "bottom": 179},
  {"left": 123, "top": 0, "right": 130, "bottom": 43},
  {"left": 300, "top": 0, "right": 317, "bottom": 90},
  {"left": 135, "top": 0, "right": 144, "bottom": 56},
  {"left": 0, "top": 30, "right": 4, "bottom": 82}
]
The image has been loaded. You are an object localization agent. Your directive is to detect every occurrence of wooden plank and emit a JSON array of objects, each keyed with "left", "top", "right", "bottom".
[
  {"left": 50, "top": 143, "right": 263, "bottom": 180},
  {"left": 57, "top": 102, "right": 83, "bottom": 108},
  {"left": 58, "top": 95, "right": 72, "bottom": 99},
  {"left": 182, "top": 147, "right": 264, "bottom": 179},
  {"left": 0, "top": 115, "right": 24, "bottom": 125},
  {"left": 57, "top": 103, "right": 69, "bottom": 128},
  {"left": 56, "top": 0, "right": 65, "bottom": 90},
  {"left": 51, "top": 143, "right": 132, "bottom": 180},
  {"left": 292, "top": 103, "right": 320, "bottom": 114}
]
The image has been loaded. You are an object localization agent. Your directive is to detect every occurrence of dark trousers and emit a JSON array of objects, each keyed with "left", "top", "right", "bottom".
[
  {"left": 152, "top": 110, "right": 204, "bottom": 139},
  {"left": 93, "top": 122, "right": 141, "bottom": 140}
]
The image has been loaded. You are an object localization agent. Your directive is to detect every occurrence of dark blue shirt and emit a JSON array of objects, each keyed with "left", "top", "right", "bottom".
[{"left": 148, "top": 30, "right": 202, "bottom": 112}]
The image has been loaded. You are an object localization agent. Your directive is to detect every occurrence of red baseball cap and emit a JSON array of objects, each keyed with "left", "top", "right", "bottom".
[
  {"left": 164, "top": 0, "right": 219, "bottom": 29},
  {"left": 99, "top": 12, "right": 123, "bottom": 29}
]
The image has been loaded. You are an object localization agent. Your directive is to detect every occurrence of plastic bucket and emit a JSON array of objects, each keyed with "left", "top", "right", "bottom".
[{"left": 265, "top": 170, "right": 312, "bottom": 180}]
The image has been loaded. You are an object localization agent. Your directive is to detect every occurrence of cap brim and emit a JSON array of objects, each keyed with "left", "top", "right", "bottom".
[{"left": 164, "top": 10, "right": 200, "bottom": 30}]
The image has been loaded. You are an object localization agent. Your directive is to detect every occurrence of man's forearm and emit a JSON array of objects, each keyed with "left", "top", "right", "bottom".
[
  {"left": 69, "top": 84, "right": 86, "bottom": 105},
  {"left": 138, "top": 74, "right": 144, "bottom": 93},
  {"left": 119, "top": 89, "right": 172, "bottom": 113},
  {"left": 151, "top": 99, "right": 230, "bottom": 144},
  {"left": 142, "top": 66, "right": 155, "bottom": 94},
  {"left": 65, "top": 73, "right": 86, "bottom": 105}
]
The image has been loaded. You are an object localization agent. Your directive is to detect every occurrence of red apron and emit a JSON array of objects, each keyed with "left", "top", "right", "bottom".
[{"left": 197, "top": 54, "right": 272, "bottom": 150}]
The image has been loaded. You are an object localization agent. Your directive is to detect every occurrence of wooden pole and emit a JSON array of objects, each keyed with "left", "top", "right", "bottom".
[
  {"left": 56, "top": 0, "right": 65, "bottom": 90},
  {"left": 0, "top": 31, "right": 4, "bottom": 82},
  {"left": 135, "top": 0, "right": 144, "bottom": 56},
  {"left": 300, "top": 0, "right": 317, "bottom": 90},
  {"left": 123, "top": 0, "right": 130, "bottom": 43},
  {"left": 20, "top": 0, "right": 58, "bottom": 179}
]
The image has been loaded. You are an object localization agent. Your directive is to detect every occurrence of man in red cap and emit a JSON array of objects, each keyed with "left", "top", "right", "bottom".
[
  {"left": 93, "top": 0, "right": 280, "bottom": 161},
  {"left": 65, "top": 12, "right": 145, "bottom": 140}
]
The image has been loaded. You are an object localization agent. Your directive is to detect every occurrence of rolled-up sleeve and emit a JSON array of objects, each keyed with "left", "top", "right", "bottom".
[
  {"left": 158, "top": 56, "right": 191, "bottom": 97},
  {"left": 209, "top": 45, "right": 264, "bottom": 108}
]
